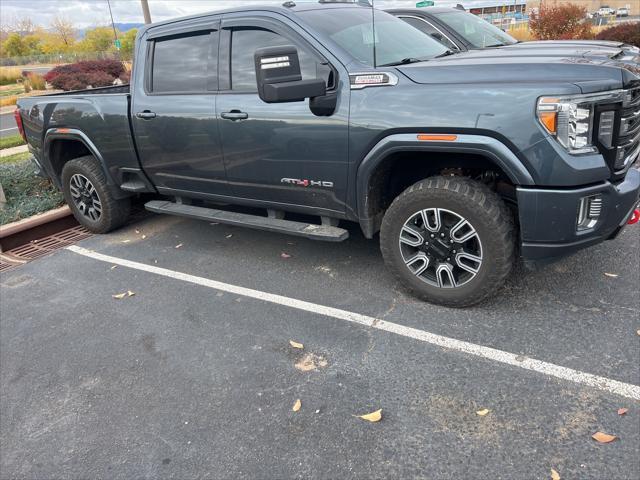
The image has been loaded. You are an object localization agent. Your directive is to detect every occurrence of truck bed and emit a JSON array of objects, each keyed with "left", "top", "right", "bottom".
[{"left": 16, "top": 84, "right": 140, "bottom": 196}]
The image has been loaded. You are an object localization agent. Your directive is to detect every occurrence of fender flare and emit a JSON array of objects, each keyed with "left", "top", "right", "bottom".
[
  {"left": 43, "top": 127, "right": 124, "bottom": 196},
  {"left": 355, "top": 133, "right": 535, "bottom": 237}
]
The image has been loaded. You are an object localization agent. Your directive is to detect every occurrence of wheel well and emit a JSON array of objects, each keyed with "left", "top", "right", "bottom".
[
  {"left": 48, "top": 139, "right": 92, "bottom": 180},
  {"left": 365, "top": 151, "right": 518, "bottom": 233}
]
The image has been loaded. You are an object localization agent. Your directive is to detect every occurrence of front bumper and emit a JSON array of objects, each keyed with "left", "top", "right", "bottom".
[{"left": 517, "top": 166, "right": 640, "bottom": 262}]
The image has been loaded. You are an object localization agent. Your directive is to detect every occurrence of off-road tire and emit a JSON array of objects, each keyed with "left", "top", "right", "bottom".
[
  {"left": 61, "top": 155, "right": 130, "bottom": 233},
  {"left": 380, "top": 176, "right": 515, "bottom": 307}
]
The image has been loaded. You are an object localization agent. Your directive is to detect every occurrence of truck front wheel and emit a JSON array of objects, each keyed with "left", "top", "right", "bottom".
[
  {"left": 380, "top": 176, "right": 515, "bottom": 307},
  {"left": 61, "top": 155, "right": 130, "bottom": 233}
]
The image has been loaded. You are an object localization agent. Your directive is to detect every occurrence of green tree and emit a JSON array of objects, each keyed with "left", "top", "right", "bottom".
[
  {"left": 22, "top": 34, "right": 43, "bottom": 55},
  {"left": 77, "top": 26, "right": 115, "bottom": 53},
  {"left": 1, "top": 32, "right": 29, "bottom": 57},
  {"left": 119, "top": 28, "right": 137, "bottom": 60}
]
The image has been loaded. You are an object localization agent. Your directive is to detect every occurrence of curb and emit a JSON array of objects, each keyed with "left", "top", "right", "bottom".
[
  {"left": 0, "top": 105, "right": 17, "bottom": 115},
  {"left": 0, "top": 205, "right": 71, "bottom": 239},
  {"left": 0, "top": 145, "right": 29, "bottom": 157}
]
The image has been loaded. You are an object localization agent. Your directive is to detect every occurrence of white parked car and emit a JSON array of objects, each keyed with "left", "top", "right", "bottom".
[
  {"left": 616, "top": 7, "right": 629, "bottom": 17},
  {"left": 595, "top": 6, "right": 615, "bottom": 16}
]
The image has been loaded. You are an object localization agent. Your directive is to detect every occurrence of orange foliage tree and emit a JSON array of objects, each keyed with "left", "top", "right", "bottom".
[{"left": 529, "top": 2, "right": 594, "bottom": 40}]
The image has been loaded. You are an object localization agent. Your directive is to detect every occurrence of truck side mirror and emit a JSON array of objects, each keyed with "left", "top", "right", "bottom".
[{"left": 254, "top": 45, "right": 326, "bottom": 103}]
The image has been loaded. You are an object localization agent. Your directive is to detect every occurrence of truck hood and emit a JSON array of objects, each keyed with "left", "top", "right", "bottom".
[
  {"left": 397, "top": 49, "right": 640, "bottom": 92},
  {"left": 499, "top": 43, "right": 624, "bottom": 59},
  {"left": 500, "top": 40, "right": 640, "bottom": 62}
]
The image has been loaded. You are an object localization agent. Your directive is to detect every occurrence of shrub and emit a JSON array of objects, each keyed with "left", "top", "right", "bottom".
[
  {"left": 44, "top": 63, "right": 82, "bottom": 83},
  {"left": 50, "top": 71, "right": 116, "bottom": 91},
  {"left": 23, "top": 73, "right": 46, "bottom": 92},
  {"left": 77, "top": 59, "right": 125, "bottom": 78},
  {"left": 44, "top": 59, "right": 125, "bottom": 88},
  {"left": 596, "top": 22, "right": 640, "bottom": 47},
  {"left": 44, "top": 60, "right": 124, "bottom": 80},
  {"left": 530, "top": 2, "right": 594, "bottom": 40},
  {"left": 84, "top": 71, "right": 116, "bottom": 88}
]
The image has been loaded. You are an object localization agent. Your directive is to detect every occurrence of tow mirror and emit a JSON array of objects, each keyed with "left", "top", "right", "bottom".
[{"left": 254, "top": 45, "right": 326, "bottom": 103}]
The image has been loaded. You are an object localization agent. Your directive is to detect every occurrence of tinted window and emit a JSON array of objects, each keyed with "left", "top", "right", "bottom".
[
  {"left": 230, "top": 27, "right": 316, "bottom": 91},
  {"left": 300, "top": 9, "right": 447, "bottom": 67},
  {"left": 152, "top": 32, "right": 212, "bottom": 92},
  {"left": 434, "top": 11, "right": 517, "bottom": 48},
  {"left": 400, "top": 17, "right": 459, "bottom": 51}
]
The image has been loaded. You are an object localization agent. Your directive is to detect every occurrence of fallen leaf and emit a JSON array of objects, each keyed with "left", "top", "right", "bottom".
[
  {"left": 281, "top": 252, "right": 291, "bottom": 259},
  {"left": 122, "top": 239, "right": 130, "bottom": 244},
  {"left": 142, "top": 235, "right": 147, "bottom": 239},
  {"left": 127, "top": 290, "right": 135, "bottom": 297},
  {"left": 551, "top": 468, "right": 560, "bottom": 480},
  {"left": 289, "top": 340, "right": 304, "bottom": 349},
  {"left": 175, "top": 243, "right": 183, "bottom": 249},
  {"left": 617, "top": 408, "right": 628, "bottom": 415},
  {"left": 112, "top": 292, "right": 126, "bottom": 299},
  {"left": 355, "top": 409, "right": 382, "bottom": 422},
  {"left": 637, "top": 329, "right": 640, "bottom": 336},
  {"left": 135, "top": 229, "right": 140, "bottom": 234},
  {"left": 292, "top": 399, "right": 301, "bottom": 412},
  {"left": 226, "top": 234, "right": 233, "bottom": 239},
  {"left": 110, "top": 265, "right": 117, "bottom": 270},
  {"left": 592, "top": 431, "right": 617, "bottom": 443},
  {"left": 315, "top": 409, "right": 320, "bottom": 414},
  {"left": 476, "top": 408, "right": 490, "bottom": 416},
  {"left": 604, "top": 272, "right": 618, "bottom": 278}
]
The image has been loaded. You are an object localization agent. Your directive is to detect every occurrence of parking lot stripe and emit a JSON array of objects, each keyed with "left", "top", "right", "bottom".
[{"left": 67, "top": 245, "right": 640, "bottom": 400}]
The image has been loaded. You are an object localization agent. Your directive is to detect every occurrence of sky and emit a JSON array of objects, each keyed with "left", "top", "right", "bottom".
[{"left": 0, "top": 0, "right": 526, "bottom": 28}]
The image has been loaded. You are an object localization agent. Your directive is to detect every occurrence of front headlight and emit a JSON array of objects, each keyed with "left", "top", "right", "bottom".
[{"left": 537, "top": 91, "right": 623, "bottom": 155}]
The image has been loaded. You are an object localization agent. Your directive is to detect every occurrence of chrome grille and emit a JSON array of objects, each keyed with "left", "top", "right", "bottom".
[{"left": 615, "top": 86, "right": 640, "bottom": 172}]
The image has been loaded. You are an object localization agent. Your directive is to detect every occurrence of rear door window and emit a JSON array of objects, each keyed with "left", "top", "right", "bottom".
[{"left": 151, "top": 31, "right": 214, "bottom": 93}]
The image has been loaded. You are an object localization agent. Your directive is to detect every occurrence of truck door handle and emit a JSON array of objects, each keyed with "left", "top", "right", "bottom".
[
  {"left": 221, "top": 110, "right": 248, "bottom": 121},
  {"left": 136, "top": 111, "right": 156, "bottom": 119}
]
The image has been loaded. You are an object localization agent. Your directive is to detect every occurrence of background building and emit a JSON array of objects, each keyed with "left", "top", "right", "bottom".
[{"left": 525, "top": 0, "right": 636, "bottom": 16}]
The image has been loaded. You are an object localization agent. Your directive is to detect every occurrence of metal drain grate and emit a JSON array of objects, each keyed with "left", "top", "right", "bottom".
[
  {"left": 0, "top": 256, "right": 24, "bottom": 272},
  {"left": 1, "top": 225, "right": 92, "bottom": 271}
]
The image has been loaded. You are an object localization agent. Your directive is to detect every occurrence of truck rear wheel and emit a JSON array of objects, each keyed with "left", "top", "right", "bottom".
[
  {"left": 380, "top": 176, "right": 515, "bottom": 307},
  {"left": 61, "top": 155, "right": 130, "bottom": 233}
]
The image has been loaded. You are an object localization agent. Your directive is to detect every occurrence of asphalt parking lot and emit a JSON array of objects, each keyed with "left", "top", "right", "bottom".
[{"left": 1, "top": 211, "right": 639, "bottom": 479}]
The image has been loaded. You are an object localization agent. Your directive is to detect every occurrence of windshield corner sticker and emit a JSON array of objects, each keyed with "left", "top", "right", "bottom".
[{"left": 281, "top": 178, "right": 334, "bottom": 188}]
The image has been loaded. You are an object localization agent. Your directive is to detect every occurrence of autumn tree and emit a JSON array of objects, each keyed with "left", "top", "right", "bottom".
[
  {"left": 119, "top": 28, "right": 138, "bottom": 60},
  {"left": 50, "top": 16, "right": 76, "bottom": 48},
  {"left": 77, "top": 27, "right": 115, "bottom": 53},
  {"left": 11, "top": 17, "right": 37, "bottom": 36},
  {"left": 529, "top": 1, "right": 593, "bottom": 40}
]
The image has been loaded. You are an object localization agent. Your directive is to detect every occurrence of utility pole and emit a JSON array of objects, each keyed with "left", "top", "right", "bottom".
[
  {"left": 141, "top": 0, "right": 152, "bottom": 24},
  {"left": 106, "top": 0, "right": 119, "bottom": 47}
]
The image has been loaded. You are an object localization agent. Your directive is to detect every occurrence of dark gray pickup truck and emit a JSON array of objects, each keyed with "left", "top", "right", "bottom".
[{"left": 15, "top": 1, "right": 640, "bottom": 306}]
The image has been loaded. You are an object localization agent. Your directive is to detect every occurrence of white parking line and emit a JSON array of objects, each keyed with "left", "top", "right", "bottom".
[
  {"left": 67, "top": 244, "right": 640, "bottom": 400},
  {"left": 0, "top": 127, "right": 18, "bottom": 132}
]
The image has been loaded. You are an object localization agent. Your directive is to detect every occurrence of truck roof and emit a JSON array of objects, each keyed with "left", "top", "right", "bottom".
[
  {"left": 136, "top": 1, "right": 372, "bottom": 36},
  {"left": 386, "top": 7, "right": 463, "bottom": 15}
]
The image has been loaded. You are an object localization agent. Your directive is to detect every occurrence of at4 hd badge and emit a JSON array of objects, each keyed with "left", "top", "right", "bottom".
[{"left": 281, "top": 178, "right": 334, "bottom": 188}]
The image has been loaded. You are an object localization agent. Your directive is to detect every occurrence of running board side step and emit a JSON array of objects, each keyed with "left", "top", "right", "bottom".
[{"left": 144, "top": 200, "right": 349, "bottom": 242}]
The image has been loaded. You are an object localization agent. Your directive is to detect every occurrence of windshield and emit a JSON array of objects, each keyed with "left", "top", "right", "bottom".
[
  {"left": 434, "top": 11, "right": 517, "bottom": 48},
  {"left": 299, "top": 8, "right": 448, "bottom": 67}
]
